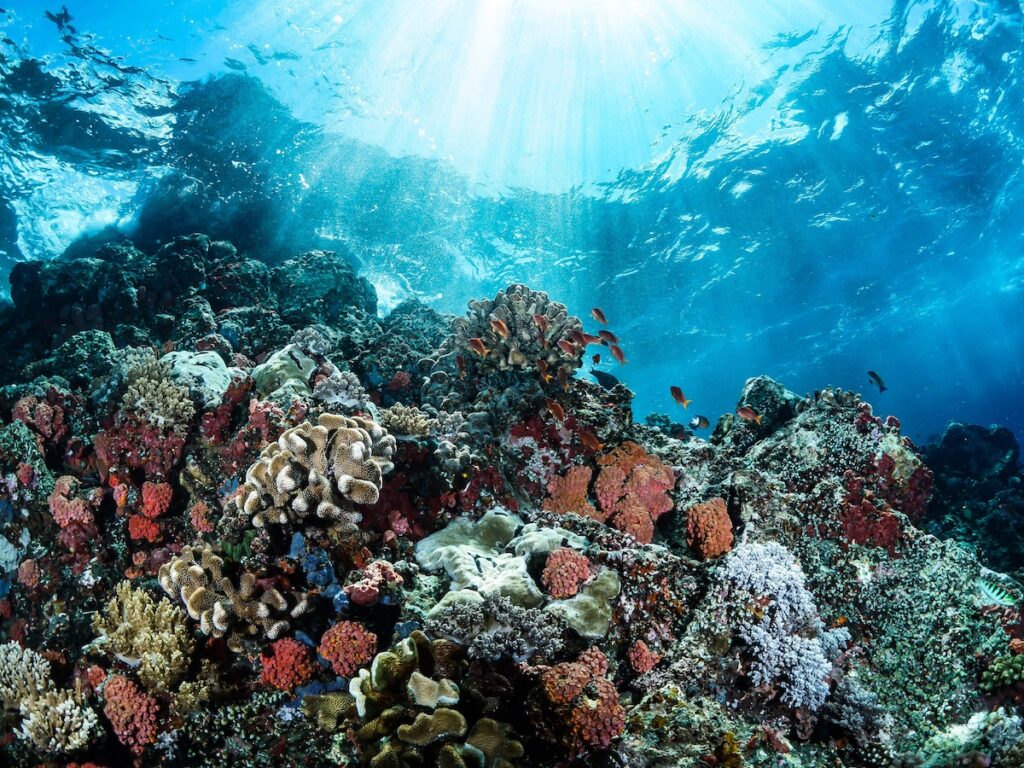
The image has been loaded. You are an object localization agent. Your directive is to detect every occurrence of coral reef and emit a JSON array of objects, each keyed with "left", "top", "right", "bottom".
[{"left": 0, "top": 241, "right": 1021, "bottom": 767}]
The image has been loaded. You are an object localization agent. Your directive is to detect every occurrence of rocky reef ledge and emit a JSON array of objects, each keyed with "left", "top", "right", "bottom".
[{"left": 0, "top": 234, "right": 1021, "bottom": 767}]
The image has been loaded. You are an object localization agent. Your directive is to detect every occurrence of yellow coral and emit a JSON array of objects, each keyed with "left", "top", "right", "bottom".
[
  {"left": 122, "top": 355, "right": 196, "bottom": 427},
  {"left": 379, "top": 403, "right": 435, "bottom": 437},
  {"left": 92, "top": 580, "right": 195, "bottom": 693}
]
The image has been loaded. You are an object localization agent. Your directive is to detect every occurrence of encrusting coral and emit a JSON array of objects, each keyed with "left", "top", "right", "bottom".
[
  {"left": 158, "top": 543, "right": 311, "bottom": 652},
  {"left": 236, "top": 412, "right": 396, "bottom": 531},
  {"left": 91, "top": 580, "right": 195, "bottom": 693}
]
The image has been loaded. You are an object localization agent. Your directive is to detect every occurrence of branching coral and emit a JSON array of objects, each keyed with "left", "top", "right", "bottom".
[
  {"left": 91, "top": 580, "right": 195, "bottom": 693},
  {"left": 121, "top": 355, "right": 196, "bottom": 428},
  {"left": 158, "top": 544, "right": 311, "bottom": 652},
  {"left": 378, "top": 402, "right": 435, "bottom": 437},
  {"left": 236, "top": 413, "right": 396, "bottom": 532}
]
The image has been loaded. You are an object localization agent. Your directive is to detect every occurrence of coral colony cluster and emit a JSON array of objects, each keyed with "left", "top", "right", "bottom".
[{"left": 0, "top": 233, "right": 1023, "bottom": 767}]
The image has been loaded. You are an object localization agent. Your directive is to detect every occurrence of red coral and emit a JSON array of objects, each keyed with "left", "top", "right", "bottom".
[
  {"left": 102, "top": 675, "right": 160, "bottom": 756},
  {"left": 48, "top": 476, "right": 98, "bottom": 528},
  {"left": 627, "top": 640, "right": 661, "bottom": 674},
  {"left": 840, "top": 470, "right": 902, "bottom": 555},
  {"left": 542, "top": 548, "right": 591, "bottom": 599},
  {"left": 12, "top": 388, "right": 70, "bottom": 449},
  {"left": 537, "top": 650, "right": 625, "bottom": 755},
  {"left": 543, "top": 466, "right": 600, "bottom": 520},
  {"left": 685, "top": 497, "right": 734, "bottom": 559},
  {"left": 594, "top": 442, "right": 675, "bottom": 543},
  {"left": 140, "top": 482, "right": 173, "bottom": 519},
  {"left": 387, "top": 370, "right": 412, "bottom": 391},
  {"left": 319, "top": 621, "right": 377, "bottom": 678},
  {"left": 344, "top": 560, "right": 404, "bottom": 607},
  {"left": 190, "top": 500, "right": 214, "bottom": 533},
  {"left": 128, "top": 515, "right": 161, "bottom": 543},
  {"left": 260, "top": 638, "right": 315, "bottom": 692},
  {"left": 569, "top": 677, "right": 625, "bottom": 750},
  {"left": 95, "top": 413, "right": 185, "bottom": 484}
]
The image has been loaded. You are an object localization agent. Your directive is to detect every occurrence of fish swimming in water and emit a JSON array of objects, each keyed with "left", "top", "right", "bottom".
[
  {"left": 609, "top": 344, "right": 627, "bottom": 364},
  {"left": 592, "top": 353, "right": 601, "bottom": 365},
  {"left": 536, "top": 359, "right": 552, "bottom": 383},
  {"left": 867, "top": 370, "right": 887, "bottom": 393},
  {"left": 591, "top": 307, "right": 608, "bottom": 324},
  {"left": 489, "top": 318, "right": 511, "bottom": 339},
  {"left": 590, "top": 369, "right": 620, "bottom": 390},
  {"left": 598, "top": 330, "right": 618, "bottom": 345},
  {"left": 468, "top": 338, "right": 489, "bottom": 357},
  {"left": 579, "top": 431, "right": 604, "bottom": 451},
  {"left": 689, "top": 415, "right": 710, "bottom": 430},
  {"left": 557, "top": 339, "right": 578, "bottom": 357},
  {"left": 670, "top": 386, "right": 692, "bottom": 408},
  {"left": 737, "top": 406, "right": 763, "bottom": 425},
  {"left": 546, "top": 399, "right": 565, "bottom": 421}
]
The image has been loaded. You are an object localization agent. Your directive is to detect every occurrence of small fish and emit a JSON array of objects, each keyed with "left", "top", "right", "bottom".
[
  {"left": 569, "top": 330, "right": 587, "bottom": 346},
  {"left": 557, "top": 339, "right": 578, "bottom": 357},
  {"left": 456, "top": 354, "right": 466, "bottom": 379},
  {"left": 536, "top": 359, "right": 552, "bottom": 383},
  {"left": 670, "top": 386, "right": 692, "bottom": 409},
  {"left": 533, "top": 314, "right": 549, "bottom": 335},
  {"left": 689, "top": 415, "right": 710, "bottom": 430},
  {"left": 581, "top": 332, "right": 603, "bottom": 346},
  {"left": 591, "top": 307, "right": 608, "bottom": 324},
  {"left": 598, "top": 330, "right": 618, "bottom": 345},
  {"left": 467, "top": 338, "right": 489, "bottom": 358},
  {"left": 591, "top": 369, "right": 620, "bottom": 390},
  {"left": 546, "top": 399, "right": 566, "bottom": 421},
  {"left": 867, "top": 370, "right": 887, "bottom": 393},
  {"left": 592, "top": 353, "right": 601, "bottom": 365},
  {"left": 557, "top": 367, "right": 570, "bottom": 392},
  {"left": 489, "top": 317, "right": 511, "bottom": 339},
  {"left": 737, "top": 406, "right": 763, "bottom": 425},
  {"left": 578, "top": 431, "right": 604, "bottom": 452},
  {"left": 609, "top": 344, "right": 627, "bottom": 364}
]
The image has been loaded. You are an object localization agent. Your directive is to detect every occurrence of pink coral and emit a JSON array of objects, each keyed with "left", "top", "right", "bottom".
[
  {"left": 17, "top": 559, "right": 40, "bottom": 589},
  {"left": 569, "top": 677, "right": 625, "bottom": 750},
  {"left": 48, "top": 476, "right": 97, "bottom": 528},
  {"left": 685, "top": 497, "right": 734, "bottom": 560},
  {"left": 190, "top": 500, "right": 214, "bottom": 533},
  {"left": 542, "top": 548, "right": 591, "bottom": 599},
  {"left": 344, "top": 560, "right": 404, "bottom": 607},
  {"left": 140, "top": 481, "right": 173, "bottom": 519},
  {"left": 537, "top": 648, "right": 625, "bottom": 755},
  {"left": 594, "top": 442, "right": 675, "bottom": 544},
  {"left": 318, "top": 621, "right": 377, "bottom": 678},
  {"left": 12, "top": 389, "right": 70, "bottom": 447},
  {"left": 260, "top": 638, "right": 315, "bottom": 692},
  {"left": 543, "top": 465, "right": 600, "bottom": 520},
  {"left": 103, "top": 675, "right": 160, "bottom": 756},
  {"left": 627, "top": 640, "right": 661, "bottom": 674}
]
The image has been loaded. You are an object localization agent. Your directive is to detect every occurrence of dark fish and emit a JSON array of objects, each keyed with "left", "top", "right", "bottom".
[
  {"left": 557, "top": 367, "right": 570, "bottom": 392},
  {"left": 737, "top": 406, "right": 763, "bottom": 425},
  {"left": 546, "top": 399, "right": 566, "bottom": 421},
  {"left": 592, "top": 353, "right": 601, "bottom": 365},
  {"left": 867, "top": 370, "right": 887, "bottom": 393},
  {"left": 579, "top": 431, "right": 604, "bottom": 451},
  {"left": 468, "top": 338, "right": 489, "bottom": 358},
  {"left": 224, "top": 57, "right": 248, "bottom": 71},
  {"left": 689, "top": 415, "right": 710, "bottom": 430},
  {"left": 581, "top": 332, "right": 603, "bottom": 346},
  {"left": 670, "top": 386, "right": 692, "bottom": 409},
  {"left": 591, "top": 307, "right": 608, "bottom": 324},
  {"left": 598, "top": 330, "right": 618, "bottom": 345},
  {"left": 536, "top": 359, "right": 552, "bottom": 383},
  {"left": 610, "top": 344, "right": 627, "bottom": 364},
  {"left": 557, "top": 339, "right": 578, "bottom": 357},
  {"left": 590, "top": 369, "right": 620, "bottom": 390},
  {"left": 456, "top": 354, "right": 466, "bottom": 379}
]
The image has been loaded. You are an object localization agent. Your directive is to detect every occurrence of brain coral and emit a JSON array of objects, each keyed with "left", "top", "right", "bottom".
[{"left": 236, "top": 412, "right": 396, "bottom": 532}]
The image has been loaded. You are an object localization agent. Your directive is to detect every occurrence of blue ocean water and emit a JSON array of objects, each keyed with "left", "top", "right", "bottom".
[{"left": 1, "top": 0, "right": 1022, "bottom": 445}]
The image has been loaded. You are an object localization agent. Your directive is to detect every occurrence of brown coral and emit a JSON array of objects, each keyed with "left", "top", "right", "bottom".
[
  {"left": 236, "top": 413, "right": 396, "bottom": 532},
  {"left": 158, "top": 544, "right": 310, "bottom": 653},
  {"left": 685, "top": 497, "right": 734, "bottom": 560}
]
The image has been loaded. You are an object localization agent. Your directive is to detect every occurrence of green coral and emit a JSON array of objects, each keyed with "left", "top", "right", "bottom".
[{"left": 982, "top": 653, "right": 1024, "bottom": 692}]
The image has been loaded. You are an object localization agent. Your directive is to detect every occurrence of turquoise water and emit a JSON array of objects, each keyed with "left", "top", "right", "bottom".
[{"left": 2, "top": 0, "right": 1022, "bottom": 442}]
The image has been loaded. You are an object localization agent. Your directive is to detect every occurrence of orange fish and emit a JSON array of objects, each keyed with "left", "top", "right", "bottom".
[
  {"left": 592, "top": 353, "right": 601, "bottom": 365},
  {"left": 579, "top": 430, "right": 604, "bottom": 452},
  {"left": 468, "top": 338, "right": 490, "bottom": 358},
  {"left": 591, "top": 307, "right": 608, "bottom": 324},
  {"left": 597, "top": 330, "right": 618, "bottom": 345},
  {"left": 557, "top": 339, "right": 578, "bottom": 357},
  {"left": 581, "top": 332, "right": 603, "bottom": 346},
  {"left": 737, "top": 406, "right": 763, "bottom": 425},
  {"left": 536, "top": 359, "right": 552, "bottom": 383},
  {"left": 546, "top": 399, "right": 565, "bottom": 421},
  {"left": 489, "top": 317, "right": 511, "bottom": 339},
  {"left": 569, "top": 329, "right": 586, "bottom": 346},
  {"left": 670, "top": 386, "right": 692, "bottom": 409},
  {"left": 610, "top": 344, "right": 627, "bottom": 364},
  {"left": 557, "top": 367, "right": 569, "bottom": 392},
  {"left": 533, "top": 314, "right": 549, "bottom": 334},
  {"left": 456, "top": 354, "right": 466, "bottom": 379}
]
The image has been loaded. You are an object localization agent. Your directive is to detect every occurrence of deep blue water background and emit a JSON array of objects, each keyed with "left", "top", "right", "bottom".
[{"left": 1, "top": 1, "right": 1023, "bottom": 446}]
